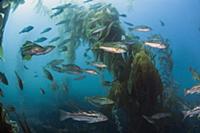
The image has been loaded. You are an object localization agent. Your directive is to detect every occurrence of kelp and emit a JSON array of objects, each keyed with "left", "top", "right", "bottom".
[
  {"left": 34, "top": 0, "right": 50, "bottom": 15},
  {"left": 0, "top": 103, "right": 19, "bottom": 133}
]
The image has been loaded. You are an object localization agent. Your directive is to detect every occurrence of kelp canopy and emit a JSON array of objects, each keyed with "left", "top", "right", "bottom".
[{"left": 48, "top": 2, "right": 180, "bottom": 132}]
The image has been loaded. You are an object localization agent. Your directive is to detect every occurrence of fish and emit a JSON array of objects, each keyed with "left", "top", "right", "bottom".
[
  {"left": 160, "top": 20, "right": 165, "bottom": 27},
  {"left": 84, "top": 0, "right": 93, "bottom": 3},
  {"left": 119, "top": 14, "right": 127, "bottom": 18},
  {"left": 62, "top": 82, "right": 69, "bottom": 93},
  {"left": 40, "top": 27, "right": 52, "bottom": 34},
  {"left": 47, "top": 59, "right": 64, "bottom": 67},
  {"left": 85, "top": 96, "right": 114, "bottom": 107},
  {"left": 49, "top": 37, "right": 60, "bottom": 43},
  {"left": 91, "top": 62, "right": 107, "bottom": 69},
  {"left": 130, "top": 25, "right": 152, "bottom": 32},
  {"left": 84, "top": 69, "right": 99, "bottom": 75},
  {"left": 56, "top": 20, "right": 66, "bottom": 26},
  {"left": 57, "top": 39, "right": 71, "bottom": 48},
  {"left": 21, "top": 41, "right": 55, "bottom": 60},
  {"left": 184, "top": 84, "right": 200, "bottom": 95},
  {"left": 151, "top": 113, "right": 171, "bottom": 119},
  {"left": 43, "top": 68, "right": 54, "bottom": 81},
  {"left": 0, "top": 13, "right": 4, "bottom": 29},
  {"left": 0, "top": 88, "right": 4, "bottom": 97},
  {"left": 1, "top": 0, "right": 10, "bottom": 9},
  {"left": 142, "top": 113, "right": 171, "bottom": 124},
  {"left": 50, "top": 9, "right": 64, "bottom": 18},
  {"left": 34, "top": 75, "right": 38, "bottom": 78},
  {"left": 182, "top": 106, "right": 200, "bottom": 120},
  {"left": 51, "top": 81, "right": 58, "bottom": 90},
  {"left": 60, "top": 110, "right": 108, "bottom": 123},
  {"left": 99, "top": 46, "right": 127, "bottom": 54},
  {"left": 34, "top": 37, "right": 47, "bottom": 43},
  {"left": 40, "top": 88, "right": 45, "bottom": 95},
  {"left": 15, "top": 71, "right": 23, "bottom": 90},
  {"left": 189, "top": 67, "right": 200, "bottom": 81},
  {"left": 51, "top": 66, "right": 64, "bottom": 73},
  {"left": 74, "top": 75, "right": 86, "bottom": 80},
  {"left": 144, "top": 41, "right": 166, "bottom": 49},
  {"left": 102, "top": 80, "right": 112, "bottom": 87},
  {"left": 24, "top": 65, "right": 29, "bottom": 70},
  {"left": 0, "top": 72, "right": 8, "bottom": 85},
  {"left": 52, "top": 3, "right": 72, "bottom": 10},
  {"left": 19, "top": 26, "right": 34, "bottom": 34},
  {"left": 62, "top": 64, "right": 82, "bottom": 74},
  {"left": 59, "top": 46, "right": 68, "bottom": 52},
  {"left": 123, "top": 21, "right": 134, "bottom": 26}
]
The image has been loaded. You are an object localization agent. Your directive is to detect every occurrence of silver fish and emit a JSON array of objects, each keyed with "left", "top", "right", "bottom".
[
  {"left": 91, "top": 62, "right": 107, "bottom": 68},
  {"left": 130, "top": 25, "right": 152, "bottom": 32},
  {"left": 185, "top": 84, "right": 200, "bottom": 95},
  {"left": 182, "top": 106, "right": 200, "bottom": 120},
  {"left": 85, "top": 96, "right": 114, "bottom": 107},
  {"left": 84, "top": 69, "right": 99, "bottom": 75},
  {"left": 143, "top": 113, "right": 171, "bottom": 124},
  {"left": 60, "top": 110, "right": 108, "bottom": 123}
]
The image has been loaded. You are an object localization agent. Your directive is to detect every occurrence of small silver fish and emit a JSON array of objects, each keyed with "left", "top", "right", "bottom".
[
  {"left": 144, "top": 41, "right": 166, "bottom": 49},
  {"left": 91, "top": 62, "right": 107, "bottom": 68},
  {"left": 84, "top": 69, "right": 98, "bottom": 75},
  {"left": 143, "top": 113, "right": 171, "bottom": 124},
  {"left": 182, "top": 106, "right": 200, "bottom": 120},
  {"left": 184, "top": 84, "right": 200, "bottom": 95},
  {"left": 60, "top": 110, "right": 108, "bottom": 123}
]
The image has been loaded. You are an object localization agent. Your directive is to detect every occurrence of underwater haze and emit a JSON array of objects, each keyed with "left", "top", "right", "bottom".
[{"left": 0, "top": 0, "right": 200, "bottom": 133}]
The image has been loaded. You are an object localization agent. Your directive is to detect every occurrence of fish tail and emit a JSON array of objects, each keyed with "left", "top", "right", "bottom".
[
  {"left": 182, "top": 111, "right": 188, "bottom": 121},
  {"left": 184, "top": 89, "right": 188, "bottom": 96},
  {"left": 59, "top": 110, "right": 71, "bottom": 121},
  {"left": 142, "top": 115, "right": 155, "bottom": 124}
]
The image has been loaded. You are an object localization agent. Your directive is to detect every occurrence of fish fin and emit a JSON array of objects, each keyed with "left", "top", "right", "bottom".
[
  {"left": 23, "top": 55, "right": 32, "bottom": 61},
  {"left": 184, "top": 89, "right": 188, "bottom": 96},
  {"left": 142, "top": 115, "right": 155, "bottom": 124},
  {"left": 59, "top": 110, "right": 71, "bottom": 121},
  {"left": 182, "top": 111, "right": 188, "bottom": 121}
]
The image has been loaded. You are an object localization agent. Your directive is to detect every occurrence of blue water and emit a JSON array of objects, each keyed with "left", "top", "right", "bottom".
[{"left": 1, "top": 0, "right": 200, "bottom": 132}]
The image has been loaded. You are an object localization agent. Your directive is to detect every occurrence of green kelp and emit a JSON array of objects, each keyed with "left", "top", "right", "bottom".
[
  {"left": 0, "top": 0, "right": 11, "bottom": 59},
  {"left": 127, "top": 51, "right": 163, "bottom": 113},
  {"left": 21, "top": 41, "right": 55, "bottom": 60},
  {"left": 0, "top": 103, "right": 19, "bottom": 133},
  {"left": 52, "top": 3, "right": 124, "bottom": 62},
  {"left": 0, "top": 0, "right": 25, "bottom": 59}
]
